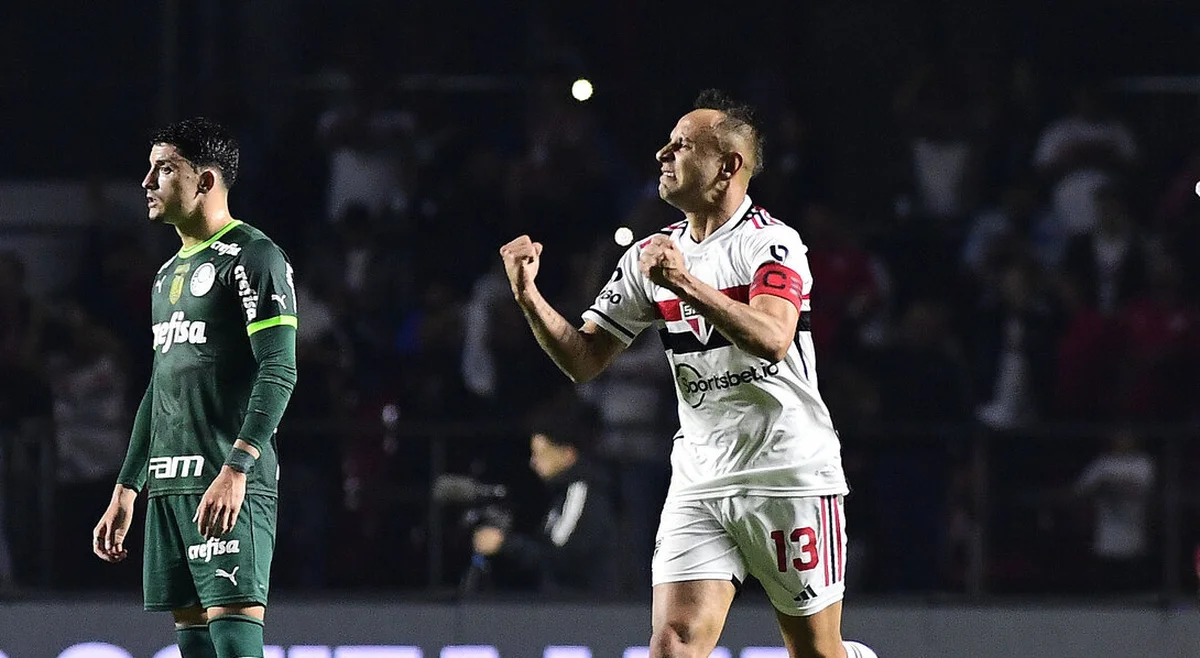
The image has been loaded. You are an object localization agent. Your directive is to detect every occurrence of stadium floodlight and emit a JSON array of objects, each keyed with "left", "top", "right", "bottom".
[{"left": 571, "top": 78, "right": 594, "bottom": 102}]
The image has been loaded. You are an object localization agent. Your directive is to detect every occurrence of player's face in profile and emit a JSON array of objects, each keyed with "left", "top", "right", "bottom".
[
  {"left": 142, "top": 143, "right": 201, "bottom": 224},
  {"left": 656, "top": 110, "right": 722, "bottom": 210}
]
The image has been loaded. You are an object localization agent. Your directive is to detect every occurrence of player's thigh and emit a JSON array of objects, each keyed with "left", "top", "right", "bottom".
[
  {"left": 728, "top": 495, "right": 847, "bottom": 618},
  {"left": 650, "top": 498, "right": 742, "bottom": 657},
  {"left": 143, "top": 496, "right": 202, "bottom": 611},
  {"left": 187, "top": 494, "right": 277, "bottom": 609}
]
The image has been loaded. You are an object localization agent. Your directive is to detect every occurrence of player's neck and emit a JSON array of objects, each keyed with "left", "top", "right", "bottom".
[
  {"left": 685, "top": 191, "right": 747, "bottom": 242},
  {"left": 175, "top": 206, "right": 234, "bottom": 249}
]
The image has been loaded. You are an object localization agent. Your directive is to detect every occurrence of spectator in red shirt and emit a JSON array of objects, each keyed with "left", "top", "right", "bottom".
[
  {"left": 1115, "top": 251, "right": 1199, "bottom": 421},
  {"left": 799, "top": 203, "right": 889, "bottom": 362}
]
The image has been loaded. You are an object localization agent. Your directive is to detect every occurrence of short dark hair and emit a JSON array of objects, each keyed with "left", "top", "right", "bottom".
[
  {"left": 528, "top": 403, "right": 599, "bottom": 454},
  {"left": 693, "top": 89, "right": 765, "bottom": 177},
  {"left": 151, "top": 117, "right": 240, "bottom": 187}
]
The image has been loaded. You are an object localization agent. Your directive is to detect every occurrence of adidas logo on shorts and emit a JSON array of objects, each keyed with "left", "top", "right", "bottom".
[{"left": 793, "top": 584, "right": 818, "bottom": 602}]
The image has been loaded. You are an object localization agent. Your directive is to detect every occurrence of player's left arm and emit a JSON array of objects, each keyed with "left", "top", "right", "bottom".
[
  {"left": 196, "top": 238, "right": 299, "bottom": 539},
  {"left": 640, "top": 234, "right": 800, "bottom": 363},
  {"left": 236, "top": 238, "right": 300, "bottom": 443}
]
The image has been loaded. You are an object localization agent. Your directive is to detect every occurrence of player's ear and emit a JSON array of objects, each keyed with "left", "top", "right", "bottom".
[
  {"left": 197, "top": 169, "right": 217, "bottom": 194},
  {"left": 719, "top": 152, "right": 744, "bottom": 180}
]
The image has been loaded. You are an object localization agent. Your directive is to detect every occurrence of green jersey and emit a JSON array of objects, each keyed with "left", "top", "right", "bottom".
[{"left": 145, "top": 220, "right": 296, "bottom": 498}]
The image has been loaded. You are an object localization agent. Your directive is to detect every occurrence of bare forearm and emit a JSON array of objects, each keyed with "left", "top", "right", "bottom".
[
  {"left": 517, "top": 289, "right": 607, "bottom": 383},
  {"left": 675, "top": 277, "right": 791, "bottom": 362}
]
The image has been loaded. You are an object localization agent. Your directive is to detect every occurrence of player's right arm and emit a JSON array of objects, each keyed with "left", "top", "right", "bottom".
[
  {"left": 502, "top": 235, "right": 658, "bottom": 384},
  {"left": 93, "top": 380, "right": 153, "bottom": 563},
  {"left": 500, "top": 236, "right": 624, "bottom": 383}
]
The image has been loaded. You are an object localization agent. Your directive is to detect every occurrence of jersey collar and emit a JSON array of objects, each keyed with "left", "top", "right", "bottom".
[{"left": 177, "top": 220, "right": 242, "bottom": 259}]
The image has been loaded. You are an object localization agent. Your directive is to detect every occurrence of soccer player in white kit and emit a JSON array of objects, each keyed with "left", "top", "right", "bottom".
[{"left": 500, "top": 90, "right": 876, "bottom": 658}]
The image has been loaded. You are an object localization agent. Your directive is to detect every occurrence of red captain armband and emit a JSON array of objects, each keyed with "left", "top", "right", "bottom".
[{"left": 750, "top": 262, "right": 804, "bottom": 311}]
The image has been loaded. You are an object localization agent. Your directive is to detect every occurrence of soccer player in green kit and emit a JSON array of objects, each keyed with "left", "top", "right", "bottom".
[{"left": 92, "top": 117, "right": 298, "bottom": 658}]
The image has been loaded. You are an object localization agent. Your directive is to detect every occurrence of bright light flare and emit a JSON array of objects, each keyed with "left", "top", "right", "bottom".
[
  {"left": 571, "top": 78, "right": 594, "bottom": 102},
  {"left": 614, "top": 226, "right": 633, "bottom": 247}
]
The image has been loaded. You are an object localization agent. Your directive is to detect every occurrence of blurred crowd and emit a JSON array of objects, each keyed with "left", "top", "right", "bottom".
[{"left": 3, "top": 8, "right": 1200, "bottom": 601}]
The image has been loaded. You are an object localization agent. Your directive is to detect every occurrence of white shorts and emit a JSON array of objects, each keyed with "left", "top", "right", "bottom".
[{"left": 652, "top": 494, "right": 847, "bottom": 615}]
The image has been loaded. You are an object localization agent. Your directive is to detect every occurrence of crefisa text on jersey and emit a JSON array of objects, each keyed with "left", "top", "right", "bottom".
[
  {"left": 151, "top": 310, "right": 208, "bottom": 353},
  {"left": 234, "top": 265, "right": 258, "bottom": 321}
]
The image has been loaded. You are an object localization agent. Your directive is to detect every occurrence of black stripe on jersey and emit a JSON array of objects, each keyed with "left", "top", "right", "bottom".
[
  {"left": 658, "top": 221, "right": 686, "bottom": 236},
  {"left": 586, "top": 307, "right": 636, "bottom": 340},
  {"left": 662, "top": 310, "right": 811, "bottom": 355},
  {"left": 793, "top": 311, "right": 812, "bottom": 376},
  {"left": 658, "top": 326, "right": 733, "bottom": 354}
]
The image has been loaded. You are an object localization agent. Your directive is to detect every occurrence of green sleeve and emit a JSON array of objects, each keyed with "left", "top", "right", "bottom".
[
  {"left": 236, "top": 322, "right": 298, "bottom": 454},
  {"left": 116, "top": 382, "right": 153, "bottom": 490}
]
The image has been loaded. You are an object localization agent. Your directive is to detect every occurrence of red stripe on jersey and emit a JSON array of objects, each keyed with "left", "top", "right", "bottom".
[
  {"left": 654, "top": 285, "right": 749, "bottom": 320},
  {"left": 656, "top": 298, "right": 682, "bottom": 321},
  {"left": 751, "top": 262, "right": 804, "bottom": 311},
  {"left": 748, "top": 207, "right": 782, "bottom": 229}
]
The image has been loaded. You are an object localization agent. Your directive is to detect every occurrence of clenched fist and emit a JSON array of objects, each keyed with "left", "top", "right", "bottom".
[
  {"left": 639, "top": 235, "right": 689, "bottom": 291},
  {"left": 500, "top": 235, "right": 543, "bottom": 301}
]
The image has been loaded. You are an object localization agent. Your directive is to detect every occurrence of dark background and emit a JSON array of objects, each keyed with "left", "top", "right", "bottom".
[{"left": 0, "top": 0, "right": 1198, "bottom": 602}]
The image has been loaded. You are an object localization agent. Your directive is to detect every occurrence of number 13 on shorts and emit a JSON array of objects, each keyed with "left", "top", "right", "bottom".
[
  {"left": 756, "top": 494, "right": 846, "bottom": 614},
  {"left": 652, "top": 494, "right": 847, "bottom": 614}
]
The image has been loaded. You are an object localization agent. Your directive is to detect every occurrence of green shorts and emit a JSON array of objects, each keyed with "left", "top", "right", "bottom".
[{"left": 143, "top": 493, "right": 277, "bottom": 611}]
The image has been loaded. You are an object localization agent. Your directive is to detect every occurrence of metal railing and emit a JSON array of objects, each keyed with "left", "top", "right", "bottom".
[{"left": 3, "top": 417, "right": 1195, "bottom": 601}]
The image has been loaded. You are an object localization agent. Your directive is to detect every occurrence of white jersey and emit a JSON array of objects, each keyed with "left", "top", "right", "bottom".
[{"left": 583, "top": 196, "right": 848, "bottom": 501}]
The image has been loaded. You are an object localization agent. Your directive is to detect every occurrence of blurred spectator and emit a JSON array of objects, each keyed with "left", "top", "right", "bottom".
[
  {"left": 1051, "top": 273, "right": 1119, "bottom": 421},
  {"left": 973, "top": 259, "right": 1058, "bottom": 429},
  {"left": 1155, "top": 149, "right": 1200, "bottom": 234},
  {"left": 961, "top": 174, "right": 1064, "bottom": 280},
  {"left": 461, "top": 267, "right": 510, "bottom": 402},
  {"left": 0, "top": 251, "right": 53, "bottom": 589},
  {"left": 1113, "top": 251, "right": 1200, "bottom": 421},
  {"left": 471, "top": 404, "right": 619, "bottom": 597},
  {"left": 74, "top": 224, "right": 155, "bottom": 395},
  {"left": 392, "top": 279, "right": 469, "bottom": 419},
  {"left": 801, "top": 203, "right": 890, "bottom": 361},
  {"left": 317, "top": 72, "right": 416, "bottom": 221},
  {"left": 864, "top": 301, "right": 971, "bottom": 592},
  {"left": 307, "top": 204, "right": 412, "bottom": 364},
  {"left": 753, "top": 105, "right": 832, "bottom": 213},
  {"left": 274, "top": 278, "right": 354, "bottom": 589},
  {"left": 44, "top": 304, "right": 131, "bottom": 588},
  {"left": 1074, "top": 430, "right": 1156, "bottom": 593},
  {"left": 1060, "top": 182, "right": 1148, "bottom": 314},
  {"left": 0, "top": 252, "right": 49, "bottom": 404},
  {"left": 1033, "top": 82, "right": 1138, "bottom": 236},
  {"left": 578, "top": 331, "right": 672, "bottom": 592},
  {"left": 893, "top": 62, "right": 992, "bottom": 222},
  {"left": 872, "top": 301, "right": 973, "bottom": 423},
  {"left": 461, "top": 266, "right": 571, "bottom": 421}
]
